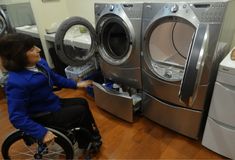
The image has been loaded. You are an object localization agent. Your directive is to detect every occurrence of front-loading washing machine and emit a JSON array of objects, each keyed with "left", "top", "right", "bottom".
[
  {"left": 0, "top": 6, "right": 13, "bottom": 37},
  {"left": 55, "top": 3, "right": 143, "bottom": 89},
  {"left": 54, "top": 3, "right": 143, "bottom": 122}
]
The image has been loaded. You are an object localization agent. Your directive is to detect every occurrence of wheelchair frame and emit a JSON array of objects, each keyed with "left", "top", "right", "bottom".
[{"left": 1, "top": 127, "right": 99, "bottom": 159}]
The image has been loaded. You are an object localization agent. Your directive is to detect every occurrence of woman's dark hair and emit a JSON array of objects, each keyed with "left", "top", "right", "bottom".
[{"left": 0, "top": 33, "right": 35, "bottom": 71}]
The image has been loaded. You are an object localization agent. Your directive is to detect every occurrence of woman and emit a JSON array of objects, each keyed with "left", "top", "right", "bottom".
[{"left": 0, "top": 33, "right": 101, "bottom": 148}]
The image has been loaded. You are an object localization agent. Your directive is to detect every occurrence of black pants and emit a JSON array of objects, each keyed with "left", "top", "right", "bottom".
[{"left": 32, "top": 98, "right": 100, "bottom": 148}]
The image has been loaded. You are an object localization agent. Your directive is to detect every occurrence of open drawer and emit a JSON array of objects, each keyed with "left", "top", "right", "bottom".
[{"left": 93, "top": 82, "right": 141, "bottom": 122}]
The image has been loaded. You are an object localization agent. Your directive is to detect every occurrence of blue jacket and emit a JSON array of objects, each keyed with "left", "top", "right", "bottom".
[{"left": 5, "top": 58, "right": 77, "bottom": 140}]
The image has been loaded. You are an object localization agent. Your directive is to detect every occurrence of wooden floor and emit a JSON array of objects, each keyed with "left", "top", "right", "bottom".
[{"left": 0, "top": 88, "right": 224, "bottom": 159}]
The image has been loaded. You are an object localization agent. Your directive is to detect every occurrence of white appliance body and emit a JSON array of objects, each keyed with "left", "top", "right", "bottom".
[{"left": 202, "top": 48, "right": 235, "bottom": 159}]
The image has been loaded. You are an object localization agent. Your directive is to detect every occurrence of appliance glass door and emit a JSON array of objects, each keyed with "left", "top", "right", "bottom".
[
  {"left": 97, "top": 15, "right": 132, "bottom": 65},
  {"left": 0, "top": 15, "right": 6, "bottom": 36},
  {"left": 55, "top": 17, "right": 96, "bottom": 66},
  {"left": 147, "top": 18, "right": 196, "bottom": 82}
]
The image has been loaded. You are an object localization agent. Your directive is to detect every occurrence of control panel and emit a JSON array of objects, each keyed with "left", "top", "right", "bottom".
[
  {"left": 190, "top": 2, "right": 226, "bottom": 23},
  {"left": 152, "top": 62, "right": 184, "bottom": 82},
  {"left": 143, "top": 2, "right": 226, "bottom": 24},
  {"left": 95, "top": 3, "right": 142, "bottom": 19}
]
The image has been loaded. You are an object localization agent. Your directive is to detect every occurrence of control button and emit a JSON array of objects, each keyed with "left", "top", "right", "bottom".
[
  {"left": 110, "top": 5, "right": 114, "bottom": 11},
  {"left": 158, "top": 68, "right": 166, "bottom": 76},
  {"left": 170, "top": 4, "right": 179, "bottom": 13}
]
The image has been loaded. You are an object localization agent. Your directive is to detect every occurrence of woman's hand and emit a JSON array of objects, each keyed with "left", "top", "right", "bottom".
[
  {"left": 77, "top": 80, "right": 93, "bottom": 88},
  {"left": 43, "top": 131, "right": 57, "bottom": 144}
]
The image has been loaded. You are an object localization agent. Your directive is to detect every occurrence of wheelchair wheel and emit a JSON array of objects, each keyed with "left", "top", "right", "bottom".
[{"left": 2, "top": 128, "right": 74, "bottom": 159}]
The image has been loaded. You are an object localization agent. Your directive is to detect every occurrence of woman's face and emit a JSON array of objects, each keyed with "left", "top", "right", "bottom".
[{"left": 26, "top": 46, "right": 41, "bottom": 66}]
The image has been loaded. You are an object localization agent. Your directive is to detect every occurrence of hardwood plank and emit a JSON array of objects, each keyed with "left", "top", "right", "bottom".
[{"left": 0, "top": 88, "right": 224, "bottom": 159}]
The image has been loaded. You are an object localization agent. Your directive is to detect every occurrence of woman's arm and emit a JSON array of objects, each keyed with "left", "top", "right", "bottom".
[
  {"left": 50, "top": 71, "right": 77, "bottom": 88},
  {"left": 39, "top": 58, "right": 77, "bottom": 89},
  {"left": 39, "top": 58, "right": 93, "bottom": 89},
  {"left": 6, "top": 78, "right": 48, "bottom": 140}
]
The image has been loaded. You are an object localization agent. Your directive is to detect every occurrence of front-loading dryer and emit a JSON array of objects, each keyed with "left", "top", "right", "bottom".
[
  {"left": 141, "top": 0, "right": 235, "bottom": 139},
  {"left": 55, "top": 3, "right": 143, "bottom": 89}
]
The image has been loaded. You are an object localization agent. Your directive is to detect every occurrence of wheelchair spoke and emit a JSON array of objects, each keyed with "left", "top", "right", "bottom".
[
  {"left": 8, "top": 139, "right": 38, "bottom": 159},
  {"left": 8, "top": 151, "right": 34, "bottom": 158},
  {"left": 43, "top": 149, "right": 66, "bottom": 158},
  {"left": 22, "top": 142, "right": 37, "bottom": 154},
  {"left": 3, "top": 129, "right": 74, "bottom": 159},
  {"left": 44, "top": 150, "right": 66, "bottom": 156}
]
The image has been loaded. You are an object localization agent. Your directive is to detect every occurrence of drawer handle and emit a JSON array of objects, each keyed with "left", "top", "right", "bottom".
[
  {"left": 93, "top": 82, "right": 132, "bottom": 99},
  {"left": 218, "top": 82, "right": 235, "bottom": 93}
]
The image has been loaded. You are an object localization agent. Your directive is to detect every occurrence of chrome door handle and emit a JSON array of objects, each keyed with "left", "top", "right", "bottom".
[{"left": 179, "top": 24, "right": 208, "bottom": 106}]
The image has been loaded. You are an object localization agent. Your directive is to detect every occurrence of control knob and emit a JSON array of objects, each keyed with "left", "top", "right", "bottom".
[
  {"left": 110, "top": 5, "right": 115, "bottom": 11},
  {"left": 170, "top": 4, "right": 179, "bottom": 13}
]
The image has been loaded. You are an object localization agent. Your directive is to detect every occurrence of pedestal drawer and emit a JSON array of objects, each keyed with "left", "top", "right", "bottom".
[{"left": 93, "top": 82, "right": 141, "bottom": 122}]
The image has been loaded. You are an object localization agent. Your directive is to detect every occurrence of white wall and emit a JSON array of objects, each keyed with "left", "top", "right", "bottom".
[
  {"left": 0, "top": 0, "right": 29, "bottom": 5},
  {"left": 29, "top": 0, "right": 69, "bottom": 67},
  {"left": 232, "top": 35, "right": 235, "bottom": 48}
]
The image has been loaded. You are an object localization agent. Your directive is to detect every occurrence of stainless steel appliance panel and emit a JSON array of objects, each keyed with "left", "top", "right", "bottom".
[
  {"left": 143, "top": 92, "right": 202, "bottom": 139},
  {"left": 93, "top": 82, "right": 134, "bottom": 122},
  {"left": 142, "top": 67, "right": 208, "bottom": 110},
  {"left": 94, "top": 3, "right": 143, "bottom": 89},
  {"left": 99, "top": 58, "right": 141, "bottom": 89}
]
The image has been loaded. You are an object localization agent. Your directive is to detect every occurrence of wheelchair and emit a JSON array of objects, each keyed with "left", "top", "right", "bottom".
[{"left": 1, "top": 126, "right": 102, "bottom": 159}]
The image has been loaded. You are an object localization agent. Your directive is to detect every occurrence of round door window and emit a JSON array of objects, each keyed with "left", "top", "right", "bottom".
[
  {"left": 63, "top": 25, "right": 91, "bottom": 60},
  {"left": 0, "top": 16, "right": 6, "bottom": 36},
  {"left": 55, "top": 17, "right": 96, "bottom": 66},
  {"left": 97, "top": 16, "right": 132, "bottom": 65},
  {"left": 146, "top": 17, "right": 196, "bottom": 81}
]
